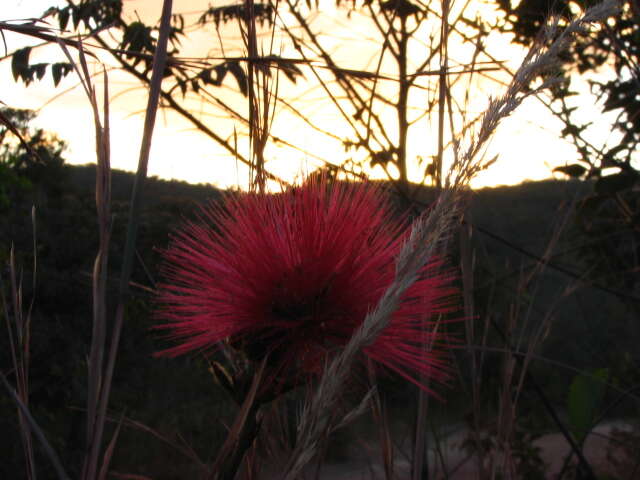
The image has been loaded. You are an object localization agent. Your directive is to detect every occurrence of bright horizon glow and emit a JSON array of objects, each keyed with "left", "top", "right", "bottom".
[{"left": 0, "top": 0, "right": 620, "bottom": 191}]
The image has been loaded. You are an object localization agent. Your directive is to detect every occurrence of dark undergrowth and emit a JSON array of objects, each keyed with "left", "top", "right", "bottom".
[{"left": 2, "top": 163, "right": 638, "bottom": 479}]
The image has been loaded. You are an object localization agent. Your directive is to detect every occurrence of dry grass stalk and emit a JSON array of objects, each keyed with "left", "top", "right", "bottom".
[
  {"left": 56, "top": 34, "right": 114, "bottom": 480},
  {"left": 209, "top": 356, "right": 268, "bottom": 480},
  {"left": 56, "top": 30, "right": 128, "bottom": 480},
  {"left": 458, "top": 217, "right": 492, "bottom": 478},
  {"left": 283, "top": 1, "right": 620, "bottom": 478},
  {"left": 284, "top": 186, "right": 464, "bottom": 480},
  {"left": 369, "top": 385, "right": 395, "bottom": 480},
  {"left": 241, "top": 0, "right": 280, "bottom": 193},
  {"left": 84, "top": 2, "right": 174, "bottom": 478},
  {"left": 0, "top": 2, "right": 174, "bottom": 479},
  {"left": 2, "top": 219, "right": 37, "bottom": 480},
  {"left": 0, "top": 370, "right": 71, "bottom": 480},
  {"left": 1, "top": 217, "right": 69, "bottom": 479},
  {"left": 413, "top": 0, "right": 453, "bottom": 474}
]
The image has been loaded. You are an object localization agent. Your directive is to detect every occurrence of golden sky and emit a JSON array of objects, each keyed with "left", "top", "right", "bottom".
[{"left": 1, "top": 0, "right": 615, "bottom": 190}]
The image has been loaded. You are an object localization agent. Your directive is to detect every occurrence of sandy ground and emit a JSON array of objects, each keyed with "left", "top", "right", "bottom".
[{"left": 293, "top": 420, "right": 637, "bottom": 480}]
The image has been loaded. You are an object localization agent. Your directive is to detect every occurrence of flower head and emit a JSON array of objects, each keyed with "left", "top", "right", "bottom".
[{"left": 156, "top": 178, "right": 456, "bottom": 389}]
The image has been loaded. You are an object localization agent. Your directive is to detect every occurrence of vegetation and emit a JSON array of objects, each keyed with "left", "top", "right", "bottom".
[
  {"left": 2, "top": 1, "right": 639, "bottom": 479},
  {"left": 494, "top": 0, "right": 640, "bottom": 301}
]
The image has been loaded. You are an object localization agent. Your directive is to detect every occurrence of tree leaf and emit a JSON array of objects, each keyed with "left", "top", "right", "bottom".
[
  {"left": 32, "top": 63, "right": 48, "bottom": 81},
  {"left": 199, "top": 4, "right": 274, "bottom": 28},
  {"left": 227, "top": 61, "right": 248, "bottom": 96},
  {"left": 553, "top": 164, "right": 587, "bottom": 178},
  {"left": 380, "top": 0, "right": 421, "bottom": 18},
  {"left": 567, "top": 368, "right": 608, "bottom": 445},
  {"left": 52, "top": 62, "right": 73, "bottom": 87},
  {"left": 58, "top": 8, "right": 70, "bottom": 31},
  {"left": 11, "top": 47, "right": 32, "bottom": 83},
  {"left": 122, "top": 21, "right": 154, "bottom": 61},
  {"left": 263, "top": 55, "right": 304, "bottom": 83}
]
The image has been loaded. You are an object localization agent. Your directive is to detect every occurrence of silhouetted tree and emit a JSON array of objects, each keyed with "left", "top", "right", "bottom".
[
  {"left": 5, "top": 0, "right": 302, "bottom": 184},
  {"left": 4, "top": 0, "right": 499, "bottom": 193},
  {"left": 0, "top": 107, "right": 67, "bottom": 208}
]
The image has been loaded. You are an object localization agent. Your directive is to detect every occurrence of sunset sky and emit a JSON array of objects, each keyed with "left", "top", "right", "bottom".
[{"left": 1, "top": 0, "right": 616, "bottom": 190}]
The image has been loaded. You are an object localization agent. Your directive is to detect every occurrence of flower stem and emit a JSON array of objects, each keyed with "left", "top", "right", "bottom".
[{"left": 209, "top": 356, "right": 269, "bottom": 480}]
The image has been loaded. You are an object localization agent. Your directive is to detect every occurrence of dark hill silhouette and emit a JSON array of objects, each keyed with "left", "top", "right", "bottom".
[
  {"left": 65, "top": 163, "right": 589, "bottom": 259},
  {"left": 65, "top": 163, "right": 224, "bottom": 205}
]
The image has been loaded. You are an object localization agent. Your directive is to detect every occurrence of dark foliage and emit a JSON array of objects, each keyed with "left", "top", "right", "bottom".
[
  {"left": 10, "top": 1, "right": 302, "bottom": 101},
  {"left": 492, "top": 0, "right": 640, "bottom": 299},
  {"left": 495, "top": 0, "right": 637, "bottom": 176},
  {"left": 5, "top": 155, "right": 638, "bottom": 477},
  {"left": 0, "top": 108, "right": 67, "bottom": 210},
  {"left": 0, "top": 111, "right": 232, "bottom": 479}
]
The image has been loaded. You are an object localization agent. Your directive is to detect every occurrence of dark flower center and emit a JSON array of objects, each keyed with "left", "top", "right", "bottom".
[
  {"left": 270, "top": 279, "right": 333, "bottom": 327},
  {"left": 240, "top": 285, "right": 334, "bottom": 371},
  {"left": 271, "top": 294, "right": 324, "bottom": 322}
]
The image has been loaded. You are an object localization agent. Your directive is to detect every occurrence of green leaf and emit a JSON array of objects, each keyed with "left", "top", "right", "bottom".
[
  {"left": 11, "top": 47, "right": 32, "bottom": 83},
  {"left": 567, "top": 368, "right": 608, "bottom": 445}
]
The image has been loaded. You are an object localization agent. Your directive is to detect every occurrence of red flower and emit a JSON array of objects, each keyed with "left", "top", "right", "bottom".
[{"left": 156, "top": 179, "right": 456, "bottom": 389}]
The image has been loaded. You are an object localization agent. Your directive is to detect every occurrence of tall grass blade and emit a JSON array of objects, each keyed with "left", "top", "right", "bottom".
[
  {"left": 97, "top": 414, "right": 124, "bottom": 480},
  {"left": 57, "top": 34, "right": 115, "bottom": 480},
  {"left": 86, "top": 1, "right": 174, "bottom": 479},
  {"left": 2, "top": 211, "right": 38, "bottom": 478},
  {"left": 0, "top": 371, "right": 71, "bottom": 480}
]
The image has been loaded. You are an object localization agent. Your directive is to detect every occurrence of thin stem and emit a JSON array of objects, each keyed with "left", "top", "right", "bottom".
[
  {"left": 84, "top": 2, "right": 173, "bottom": 479},
  {"left": 0, "top": 371, "right": 71, "bottom": 480},
  {"left": 397, "top": 16, "right": 410, "bottom": 192}
]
